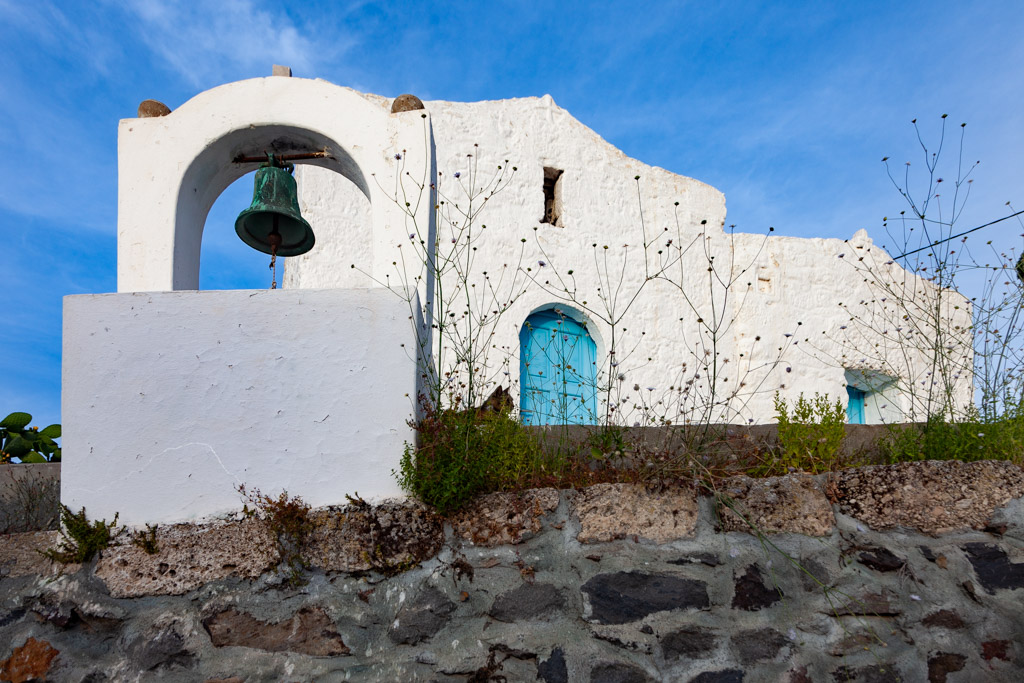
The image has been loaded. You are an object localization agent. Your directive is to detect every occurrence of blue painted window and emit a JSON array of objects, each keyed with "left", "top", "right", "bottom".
[
  {"left": 846, "top": 386, "right": 865, "bottom": 424},
  {"left": 519, "top": 310, "right": 598, "bottom": 425}
]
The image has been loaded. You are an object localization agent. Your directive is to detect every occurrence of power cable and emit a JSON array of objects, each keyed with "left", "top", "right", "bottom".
[{"left": 892, "top": 209, "right": 1024, "bottom": 260}]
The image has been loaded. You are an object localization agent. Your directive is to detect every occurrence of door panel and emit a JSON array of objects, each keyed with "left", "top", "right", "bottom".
[
  {"left": 846, "top": 386, "right": 865, "bottom": 424},
  {"left": 520, "top": 310, "right": 598, "bottom": 425}
]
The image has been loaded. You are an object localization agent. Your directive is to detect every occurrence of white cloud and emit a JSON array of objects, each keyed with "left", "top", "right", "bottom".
[{"left": 114, "top": 0, "right": 351, "bottom": 86}]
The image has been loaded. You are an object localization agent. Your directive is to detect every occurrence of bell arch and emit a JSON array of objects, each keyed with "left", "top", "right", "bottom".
[
  {"left": 117, "top": 76, "right": 435, "bottom": 293},
  {"left": 174, "top": 124, "right": 369, "bottom": 290}
]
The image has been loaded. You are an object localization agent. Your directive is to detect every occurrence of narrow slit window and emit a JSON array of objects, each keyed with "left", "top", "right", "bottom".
[{"left": 542, "top": 167, "right": 563, "bottom": 225}]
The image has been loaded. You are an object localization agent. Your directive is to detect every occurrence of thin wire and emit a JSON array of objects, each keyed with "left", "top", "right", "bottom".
[{"left": 892, "top": 209, "right": 1024, "bottom": 260}]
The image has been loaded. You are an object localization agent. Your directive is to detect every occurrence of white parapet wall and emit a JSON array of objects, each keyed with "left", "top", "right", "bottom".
[{"left": 62, "top": 288, "right": 418, "bottom": 527}]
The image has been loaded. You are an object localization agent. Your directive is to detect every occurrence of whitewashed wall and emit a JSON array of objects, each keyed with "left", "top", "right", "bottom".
[
  {"left": 62, "top": 289, "right": 418, "bottom": 526},
  {"left": 287, "top": 93, "right": 973, "bottom": 423}
]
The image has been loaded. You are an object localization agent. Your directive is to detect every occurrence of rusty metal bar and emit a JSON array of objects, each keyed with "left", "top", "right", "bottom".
[{"left": 232, "top": 150, "right": 332, "bottom": 164}]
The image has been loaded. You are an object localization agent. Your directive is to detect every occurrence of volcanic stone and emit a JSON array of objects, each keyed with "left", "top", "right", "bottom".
[
  {"left": 538, "top": 647, "right": 568, "bottom": 683},
  {"left": 732, "top": 565, "right": 782, "bottom": 611},
  {"left": 661, "top": 627, "right": 716, "bottom": 661},
  {"left": 831, "top": 664, "right": 901, "bottom": 682},
  {"left": 388, "top": 586, "right": 457, "bottom": 645},
  {"left": 731, "top": 627, "right": 789, "bottom": 664},
  {"left": 718, "top": 474, "right": 835, "bottom": 535},
  {"left": 582, "top": 571, "right": 709, "bottom": 624},
  {"left": 0, "top": 637, "right": 60, "bottom": 683},
  {"left": 575, "top": 483, "right": 698, "bottom": 544},
  {"left": 961, "top": 543, "right": 1024, "bottom": 593},
  {"left": 833, "top": 460, "right": 1024, "bottom": 534},
  {"left": 128, "top": 621, "right": 195, "bottom": 671},
  {"left": 452, "top": 489, "right": 559, "bottom": 546},
  {"left": 922, "top": 610, "right": 965, "bottom": 629},
  {"left": 857, "top": 548, "right": 905, "bottom": 573},
  {"left": 490, "top": 582, "right": 565, "bottom": 622},
  {"left": 927, "top": 653, "right": 966, "bottom": 683},
  {"left": 689, "top": 671, "right": 745, "bottom": 683},
  {"left": 203, "top": 606, "right": 349, "bottom": 656},
  {"left": 590, "top": 661, "right": 654, "bottom": 683}
]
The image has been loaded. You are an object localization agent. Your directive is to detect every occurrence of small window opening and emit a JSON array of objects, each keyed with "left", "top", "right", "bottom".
[{"left": 542, "top": 167, "right": 563, "bottom": 225}]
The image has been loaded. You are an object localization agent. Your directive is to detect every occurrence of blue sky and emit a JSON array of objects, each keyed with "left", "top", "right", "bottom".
[{"left": 1, "top": 0, "right": 1022, "bottom": 430}]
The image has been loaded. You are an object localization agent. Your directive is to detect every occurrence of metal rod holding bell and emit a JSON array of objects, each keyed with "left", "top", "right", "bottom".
[{"left": 232, "top": 149, "right": 331, "bottom": 164}]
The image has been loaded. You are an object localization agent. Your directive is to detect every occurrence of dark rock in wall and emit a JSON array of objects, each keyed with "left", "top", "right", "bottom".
[
  {"left": 490, "top": 582, "right": 566, "bottom": 622},
  {"left": 126, "top": 619, "right": 196, "bottom": 672},
  {"left": 203, "top": 606, "right": 349, "bottom": 656},
  {"left": 538, "top": 647, "right": 568, "bottom": 683},
  {"left": 926, "top": 652, "right": 966, "bottom": 683},
  {"left": 689, "top": 670, "right": 745, "bottom": 683},
  {"left": 981, "top": 639, "right": 1011, "bottom": 662},
  {"left": 387, "top": 586, "right": 457, "bottom": 645},
  {"left": 0, "top": 608, "right": 25, "bottom": 629},
  {"left": 590, "top": 661, "right": 654, "bottom": 683},
  {"left": 828, "top": 632, "right": 880, "bottom": 657},
  {"left": 796, "top": 557, "right": 831, "bottom": 591},
  {"left": 921, "top": 610, "right": 965, "bottom": 630},
  {"left": 731, "top": 565, "right": 782, "bottom": 611},
  {"left": 661, "top": 627, "right": 717, "bottom": 661},
  {"left": 857, "top": 548, "right": 905, "bottom": 573},
  {"left": 961, "top": 543, "right": 1024, "bottom": 593},
  {"left": 730, "top": 627, "right": 789, "bottom": 664},
  {"left": 582, "top": 572, "right": 709, "bottom": 625},
  {"left": 788, "top": 666, "right": 813, "bottom": 683},
  {"left": 832, "top": 664, "right": 901, "bottom": 682}
]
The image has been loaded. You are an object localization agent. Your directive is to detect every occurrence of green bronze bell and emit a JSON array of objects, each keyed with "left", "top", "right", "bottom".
[{"left": 235, "top": 156, "right": 315, "bottom": 257}]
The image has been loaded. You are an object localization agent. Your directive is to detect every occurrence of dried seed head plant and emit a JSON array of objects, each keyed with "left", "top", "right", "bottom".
[
  {"left": 805, "top": 117, "right": 1024, "bottom": 428},
  {"left": 355, "top": 124, "right": 530, "bottom": 414},
  {"left": 524, "top": 177, "right": 794, "bottom": 475}
]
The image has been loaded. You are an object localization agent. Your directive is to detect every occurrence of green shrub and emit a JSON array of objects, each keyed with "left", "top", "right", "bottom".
[
  {"left": 43, "top": 505, "right": 122, "bottom": 564},
  {"left": 763, "top": 392, "right": 845, "bottom": 475},
  {"left": 396, "top": 399, "right": 545, "bottom": 515},
  {"left": 880, "top": 401, "right": 1024, "bottom": 464},
  {"left": 877, "top": 423, "right": 925, "bottom": 463},
  {"left": 130, "top": 524, "right": 160, "bottom": 554}
]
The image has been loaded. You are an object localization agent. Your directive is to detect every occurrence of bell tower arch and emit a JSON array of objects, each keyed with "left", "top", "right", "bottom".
[{"left": 116, "top": 76, "right": 435, "bottom": 294}]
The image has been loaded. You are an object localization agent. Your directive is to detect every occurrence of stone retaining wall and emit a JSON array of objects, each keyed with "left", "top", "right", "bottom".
[{"left": 2, "top": 460, "right": 1023, "bottom": 682}]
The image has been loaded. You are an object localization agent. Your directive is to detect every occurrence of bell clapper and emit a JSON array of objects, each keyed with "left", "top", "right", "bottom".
[{"left": 268, "top": 215, "right": 282, "bottom": 290}]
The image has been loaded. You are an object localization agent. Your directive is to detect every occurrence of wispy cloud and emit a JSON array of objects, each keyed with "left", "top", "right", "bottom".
[
  {"left": 114, "top": 0, "right": 352, "bottom": 86},
  {"left": 0, "top": 1, "right": 123, "bottom": 76}
]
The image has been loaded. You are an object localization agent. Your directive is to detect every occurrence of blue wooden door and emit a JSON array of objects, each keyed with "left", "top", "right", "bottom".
[
  {"left": 846, "top": 386, "right": 865, "bottom": 424},
  {"left": 520, "top": 310, "right": 598, "bottom": 425}
]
